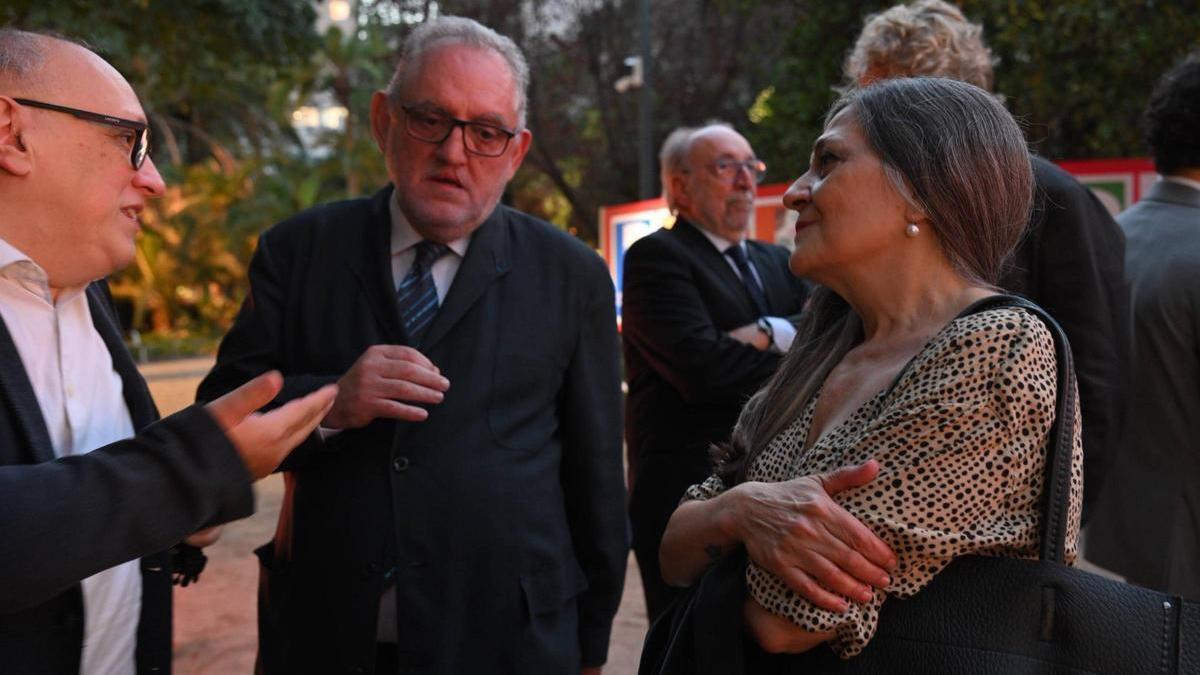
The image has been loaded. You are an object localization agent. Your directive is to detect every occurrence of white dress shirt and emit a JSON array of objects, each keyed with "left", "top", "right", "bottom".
[
  {"left": 695, "top": 226, "right": 797, "bottom": 352},
  {"left": 0, "top": 237, "right": 140, "bottom": 675}
]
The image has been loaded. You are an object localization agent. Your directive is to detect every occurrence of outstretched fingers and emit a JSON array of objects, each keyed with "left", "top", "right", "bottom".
[
  {"left": 271, "top": 384, "right": 338, "bottom": 449},
  {"left": 206, "top": 371, "right": 284, "bottom": 431},
  {"left": 212, "top": 379, "right": 338, "bottom": 479}
]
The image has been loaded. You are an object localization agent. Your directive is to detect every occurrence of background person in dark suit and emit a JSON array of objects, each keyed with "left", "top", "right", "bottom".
[
  {"left": 622, "top": 123, "right": 810, "bottom": 621},
  {"left": 1087, "top": 53, "right": 1200, "bottom": 598},
  {"left": 843, "top": 0, "right": 1130, "bottom": 521},
  {"left": 197, "top": 16, "right": 627, "bottom": 675},
  {"left": 0, "top": 29, "right": 335, "bottom": 675}
]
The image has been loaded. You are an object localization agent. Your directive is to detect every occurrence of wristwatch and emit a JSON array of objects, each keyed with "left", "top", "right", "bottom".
[{"left": 755, "top": 317, "right": 775, "bottom": 347}]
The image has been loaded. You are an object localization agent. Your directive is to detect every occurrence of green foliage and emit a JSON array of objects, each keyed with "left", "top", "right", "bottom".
[
  {"left": 969, "top": 0, "right": 1200, "bottom": 159},
  {"left": 744, "top": 1, "right": 885, "bottom": 184},
  {"left": 3, "top": 1, "right": 393, "bottom": 349},
  {"left": 131, "top": 330, "right": 224, "bottom": 362},
  {"left": 748, "top": 0, "right": 1200, "bottom": 181},
  {"left": 4, "top": 0, "right": 1198, "bottom": 350},
  {"left": 3, "top": 1, "right": 322, "bottom": 161}
]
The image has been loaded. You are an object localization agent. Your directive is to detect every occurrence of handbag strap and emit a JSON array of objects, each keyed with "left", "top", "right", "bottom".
[{"left": 882, "top": 294, "right": 1078, "bottom": 564}]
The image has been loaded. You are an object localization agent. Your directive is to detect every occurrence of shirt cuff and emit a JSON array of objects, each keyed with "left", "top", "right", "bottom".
[
  {"left": 317, "top": 425, "right": 343, "bottom": 441},
  {"left": 765, "top": 316, "right": 796, "bottom": 352}
]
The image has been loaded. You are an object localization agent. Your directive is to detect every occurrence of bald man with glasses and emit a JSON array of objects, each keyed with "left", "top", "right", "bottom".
[
  {"left": 622, "top": 123, "right": 810, "bottom": 620},
  {"left": 0, "top": 28, "right": 336, "bottom": 675}
]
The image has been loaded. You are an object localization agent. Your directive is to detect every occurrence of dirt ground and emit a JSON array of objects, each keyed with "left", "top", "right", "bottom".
[{"left": 142, "top": 358, "right": 649, "bottom": 675}]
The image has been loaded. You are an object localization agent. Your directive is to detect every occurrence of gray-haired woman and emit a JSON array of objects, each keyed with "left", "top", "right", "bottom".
[{"left": 657, "top": 77, "right": 1083, "bottom": 659}]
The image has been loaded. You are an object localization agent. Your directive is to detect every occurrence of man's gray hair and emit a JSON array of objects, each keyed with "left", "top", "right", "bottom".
[
  {"left": 385, "top": 16, "right": 530, "bottom": 129},
  {"left": 0, "top": 28, "right": 48, "bottom": 88},
  {"left": 658, "top": 126, "right": 695, "bottom": 213},
  {"left": 659, "top": 121, "right": 739, "bottom": 212}
]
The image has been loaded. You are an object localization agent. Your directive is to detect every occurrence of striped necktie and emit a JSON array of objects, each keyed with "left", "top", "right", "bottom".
[
  {"left": 396, "top": 240, "right": 449, "bottom": 345},
  {"left": 724, "top": 244, "right": 769, "bottom": 316}
]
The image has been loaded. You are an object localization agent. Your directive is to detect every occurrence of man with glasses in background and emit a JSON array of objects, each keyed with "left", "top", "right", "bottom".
[
  {"left": 198, "top": 15, "right": 626, "bottom": 675},
  {"left": 622, "top": 123, "right": 810, "bottom": 621},
  {"left": 0, "top": 28, "right": 336, "bottom": 675}
]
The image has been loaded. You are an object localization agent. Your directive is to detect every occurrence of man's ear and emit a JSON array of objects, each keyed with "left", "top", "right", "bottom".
[
  {"left": 670, "top": 172, "right": 691, "bottom": 213},
  {"left": 0, "top": 97, "right": 32, "bottom": 176},
  {"left": 368, "top": 91, "right": 392, "bottom": 154},
  {"left": 504, "top": 128, "right": 532, "bottom": 179}
]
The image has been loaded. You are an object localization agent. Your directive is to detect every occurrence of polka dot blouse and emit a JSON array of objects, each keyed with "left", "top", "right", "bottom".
[{"left": 685, "top": 307, "right": 1084, "bottom": 658}]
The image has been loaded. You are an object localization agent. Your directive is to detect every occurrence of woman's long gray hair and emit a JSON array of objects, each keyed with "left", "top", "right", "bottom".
[{"left": 715, "top": 76, "right": 1034, "bottom": 484}]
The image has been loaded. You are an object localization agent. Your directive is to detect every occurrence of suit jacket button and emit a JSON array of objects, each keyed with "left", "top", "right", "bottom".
[{"left": 392, "top": 456, "right": 410, "bottom": 473}]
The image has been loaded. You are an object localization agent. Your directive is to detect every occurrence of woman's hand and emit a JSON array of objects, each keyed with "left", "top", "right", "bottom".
[
  {"left": 744, "top": 597, "right": 835, "bottom": 654},
  {"left": 728, "top": 460, "right": 896, "bottom": 613}
]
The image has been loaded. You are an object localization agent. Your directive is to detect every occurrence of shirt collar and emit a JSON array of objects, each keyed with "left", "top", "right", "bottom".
[
  {"left": 692, "top": 221, "right": 743, "bottom": 255},
  {"left": 0, "top": 237, "right": 52, "bottom": 303},
  {"left": 389, "top": 191, "right": 471, "bottom": 258},
  {"left": 0, "top": 237, "right": 88, "bottom": 305},
  {"left": 1162, "top": 175, "right": 1200, "bottom": 193}
]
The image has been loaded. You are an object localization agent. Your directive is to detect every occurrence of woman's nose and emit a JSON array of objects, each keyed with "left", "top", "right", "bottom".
[{"left": 782, "top": 176, "right": 812, "bottom": 210}]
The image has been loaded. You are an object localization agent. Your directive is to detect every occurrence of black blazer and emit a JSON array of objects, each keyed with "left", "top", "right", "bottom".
[
  {"left": 198, "top": 187, "right": 628, "bottom": 674},
  {"left": 0, "top": 282, "right": 253, "bottom": 675},
  {"left": 622, "top": 218, "right": 809, "bottom": 478},
  {"left": 1001, "top": 157, "right": 1130, "bottom": 520}
]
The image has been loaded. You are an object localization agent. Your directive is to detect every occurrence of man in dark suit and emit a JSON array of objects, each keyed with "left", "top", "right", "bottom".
[
  {"left": 0, "top": 29, "right": 335, "bottom": 675},
  {"left": 1087, "top": 53, "right": 1200, "bottom": 598},
  {"left": 622, "top": 123, "right": 810, "bottom": 620},
  {"left": 197, "top": 16, "right": 627, "bottom": 675},
  {"left": 844, "top": 0, "right": 1130, "bottom": 521}
]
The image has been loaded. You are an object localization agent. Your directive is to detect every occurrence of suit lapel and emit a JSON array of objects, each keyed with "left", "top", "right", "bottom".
[
  {"left": 672, "top": 219, "right": 757, "bottom": 313},
  {"left": 349, "top": 188, "right": 406, "bottom": 344},
  {"left": 86, "top": 283, "right": 159, "bottom": 430},
  {"left": 0, "top": 312, "right": 55, "bottom": 463},
  {"left": 420, "top": 208, "right": 511, "bottom": 351}
]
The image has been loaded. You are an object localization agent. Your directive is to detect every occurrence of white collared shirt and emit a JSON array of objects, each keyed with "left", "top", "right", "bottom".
[
  {"left": 0, "top": 237, "right": 140, "bottom": 675},
  {"left": 693, "top": 225, "right": 797, "bottom": 352}
]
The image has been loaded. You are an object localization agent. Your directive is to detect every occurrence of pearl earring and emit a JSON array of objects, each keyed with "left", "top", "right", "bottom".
[{"left": 905, "top": 223, "right": 920, "bottom": 238}]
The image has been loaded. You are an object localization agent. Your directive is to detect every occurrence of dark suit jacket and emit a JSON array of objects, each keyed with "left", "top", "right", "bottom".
[
  {"left": 623, "top": 219, "right": 809, "bottom": 472},
  {"left": 1000, "top": 156, "right": 1130, "bottom": 521},
  {"left": 0, "top": 282, "right": 253, "bottom": 675},
  {"left": 621, "top": 219, "right": 808, "bottom": 596},
  {"left": 1087, "top": 179, "right": 1200, "bottom": 598},
  {"left": 197, "top": 187, "right": 627, "bottom": 674}
]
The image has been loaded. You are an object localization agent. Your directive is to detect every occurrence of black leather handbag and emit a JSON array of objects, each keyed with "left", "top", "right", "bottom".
[{"left": 640, "top": 296, "right": 1200, "bottom": 674}]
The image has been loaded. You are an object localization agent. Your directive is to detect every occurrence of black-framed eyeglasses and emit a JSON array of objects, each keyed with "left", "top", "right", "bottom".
[
  {"left": 13, "top": 98, "right": 150, "bottom": 170},
  {"left": 400, "top": 104, "right": 518, "bottom": 158},
  {"left": 688, "top": 158, "right": 768, "bottom": 184}
]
